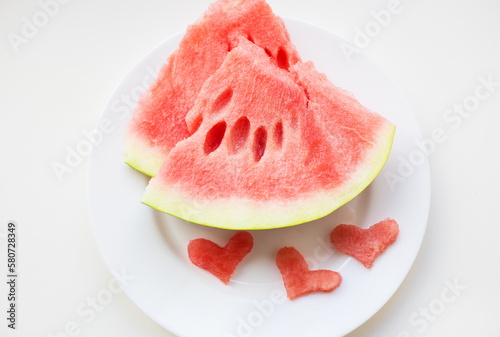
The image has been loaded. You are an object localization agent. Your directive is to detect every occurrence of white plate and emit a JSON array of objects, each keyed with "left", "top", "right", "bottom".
[{"left": 88, "top": 18, "right": 430, "bottom": 337}]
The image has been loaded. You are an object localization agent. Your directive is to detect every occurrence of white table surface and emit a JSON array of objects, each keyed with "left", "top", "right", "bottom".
[{"left": 1, "top": 0, "right": 499, "bottom": 336}]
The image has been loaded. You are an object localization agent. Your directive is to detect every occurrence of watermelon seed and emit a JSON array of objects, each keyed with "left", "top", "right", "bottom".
[
  {"left": 253, "top": 126, "right": 267, "bottom": 162},
  {"left": 273, "top": 121, "right": 283, "bottom": 149},
  {"left": 204, "top": 121, "right": 227, "bottom": 155},
  {"left": 229, "top": 116, "right": 251, "bottom": 155},
  {"left": 276, "top": 47, "right": 289, "bottom": 70},
  {"left": 213, "top": 88, "right": 233, "bottom": 115}
]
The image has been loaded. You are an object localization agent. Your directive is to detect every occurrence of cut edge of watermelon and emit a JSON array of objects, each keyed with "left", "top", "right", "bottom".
[
  {"left": 141, "top": 122, "right": 395, "bottom": 230},
  {"left": 124, "top": 133, "right": 167, "bottom": 177}
]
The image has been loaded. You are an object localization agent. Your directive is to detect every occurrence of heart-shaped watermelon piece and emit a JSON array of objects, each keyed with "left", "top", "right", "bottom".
[
  {"left": 187, "top": 231, "right": 253, "bottom": 284},
  {"left": 330, "top": 218, "right": 399, "bottom": 268},
  {"left": 276, "top": 246, "right": 342, "bottom": 300}
]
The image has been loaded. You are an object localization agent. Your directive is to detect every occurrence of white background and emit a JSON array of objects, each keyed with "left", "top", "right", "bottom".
[{"left": 1, "top": 0, "right": 499, "bottom": 336}]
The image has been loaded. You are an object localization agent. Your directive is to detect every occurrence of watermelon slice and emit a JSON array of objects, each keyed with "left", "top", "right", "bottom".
[
  {"left": 141, "top": 38, "right": 395, "bottom": 229},
  {"left": 187, "top": 231, "right": 253, "bottom": 284},
  {"left": 330, "top": 218, "right": 399, "bottom": 268},
  {"left": 276, "top": 247, "right": 342, "bottom": 300},
  {"left": 125, "top": 0, "right": 300, "bottom": 176}
]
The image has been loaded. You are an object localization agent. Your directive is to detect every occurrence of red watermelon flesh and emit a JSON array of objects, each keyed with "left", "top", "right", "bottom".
[
  {"left": 330, "top": 218, "right": 399, "bottom": 268},
  {"left": 276, "top": 247, "right": 342, "bottom": 300},
  {"left": 142, "top": 38, "right": 395, "bottom": 230},
  {"left": 125, "top": 0, "right": 300, "bottom": 176},
  {"left": 291, "top": 61, "right": 388, "bottom": 171},
  {"left": 187, "top": 231, "right": 253, "bottom": 284}
]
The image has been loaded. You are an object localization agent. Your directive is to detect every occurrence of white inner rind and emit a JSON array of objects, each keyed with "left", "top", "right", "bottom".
[
  {"left": 125, "top": 133, "right": 166, "bottom": 177},
  {"left": 141, "top": 122, "right": 396, "bottom": 230}
]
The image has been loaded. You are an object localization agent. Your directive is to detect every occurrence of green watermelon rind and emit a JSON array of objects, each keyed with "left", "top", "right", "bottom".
[
  {"left": 124, "top": 133, "right": 165, "bottom": 177},
  {"left": 141, "top": 123, "right": 395, "bottom": 230}
]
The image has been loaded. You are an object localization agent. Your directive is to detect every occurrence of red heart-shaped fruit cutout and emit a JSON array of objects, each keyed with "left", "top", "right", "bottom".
[
  {"left": 188, "top": 231, "right": 253, "bottom": 284},
  {"left": 331, "top": 218, "right": 399, "bottom": 268},
  {"left": 276, "top": 247, "right": 342, "bottom": 300}
]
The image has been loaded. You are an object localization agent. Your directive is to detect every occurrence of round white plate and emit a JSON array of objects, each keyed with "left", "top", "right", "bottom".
[{"left": 88, "top": 18, "right": 430, "bottom": 337}]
